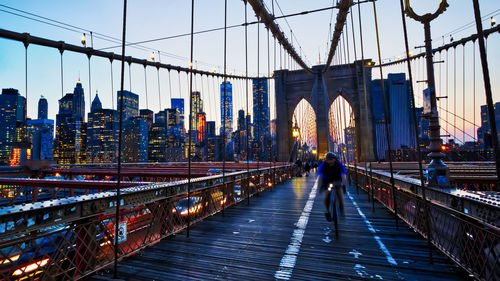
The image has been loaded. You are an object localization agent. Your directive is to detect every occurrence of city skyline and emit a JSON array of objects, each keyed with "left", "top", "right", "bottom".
[{"left": 0, "top": 1, "right": 499, "bottom": 144}]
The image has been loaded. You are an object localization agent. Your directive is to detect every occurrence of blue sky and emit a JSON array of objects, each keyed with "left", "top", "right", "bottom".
[{"left": 0, "top": 0, "right": 499, "bottom": 139}]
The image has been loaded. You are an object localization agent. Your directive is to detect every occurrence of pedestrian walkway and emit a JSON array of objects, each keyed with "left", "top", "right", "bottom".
[{"left": 92, "top": 175, "right": 467, "bottom": 280}]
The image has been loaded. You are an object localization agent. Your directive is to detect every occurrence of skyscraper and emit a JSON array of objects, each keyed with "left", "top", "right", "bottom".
[
  {"left": 140, "top": 109, "right": 154, "bottom": 131},
  {"left": 252, "top": 78, "right": 270, "bottom": 141},
  {"left": 371, "top": 73, "right": 416, "bottom": 160},
  {"left": 197, "top": 112, "right": 206, "bottom": 144},
  {"left": 237, "top": 109, "right": 246, "bottom": 132},
  {"left": 117, "top": 90, "right": 139, "bottom": 121},
  {"left": 38, "top": 95, "right": 48, "bottom": 119},
  {"left": 190, "top": 91, "right": 203, "bottom": 134},
  {"left": 171, "top": 98, "right": 185, "bottom": 139},
  {"left": 28, "top": 96, "right": 54, "bottom": 161},
  {"left": 253, "top": 78, "right": 270, "bottom": 160},
  {"left": 0, "top": 88, "right": 26, "bottom": 164},
  {"left": 54, "top": 80, "right": 88, "bottom": 164},
  {"left": 86, "top": 95, "right": 119, "bottom": 163},
  {"left": 123, "top": 117, "right": 148, "bottom": 163},
  {"left": 73, "top": 79, "right": 85, "bottom": 121},
  {"left": 220, "top": 81, "right": 233, "bottom": 138}
]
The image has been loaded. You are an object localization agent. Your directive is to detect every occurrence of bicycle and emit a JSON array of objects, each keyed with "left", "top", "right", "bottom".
[{"left": 328, "top": 183, "right": 339, "bottom": 238}]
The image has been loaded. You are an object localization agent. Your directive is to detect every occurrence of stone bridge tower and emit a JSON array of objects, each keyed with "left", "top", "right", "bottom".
[{"left": 274, "top": 61, "right": 376, "bottom": 162}]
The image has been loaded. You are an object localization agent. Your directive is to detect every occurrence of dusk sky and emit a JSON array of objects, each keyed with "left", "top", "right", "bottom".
[{"left": 0, "top": 0, "right": 499, "bottom": 141}]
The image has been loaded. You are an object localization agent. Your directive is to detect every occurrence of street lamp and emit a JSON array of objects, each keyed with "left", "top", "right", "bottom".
[
  {"left": 492, "top": 17, "right": 496, "bottom": 27},
  {"left": 405, "top": 0, "right": 449, "bottom": 187},
  {"left": 292, "top": 125, "right": 300, "bottom": 139},
  {"left": 81, "top": 33, "right": 86, "bottom": 47}
]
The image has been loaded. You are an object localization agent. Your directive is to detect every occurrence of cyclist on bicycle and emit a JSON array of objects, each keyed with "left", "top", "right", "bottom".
[{"left": 318, "top": 152, "right": 347, "bottom": 221}]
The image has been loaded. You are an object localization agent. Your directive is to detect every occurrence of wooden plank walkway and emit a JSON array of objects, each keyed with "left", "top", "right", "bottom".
[{"left": 92, "top": 175, "right": 468, "bottom": 280}]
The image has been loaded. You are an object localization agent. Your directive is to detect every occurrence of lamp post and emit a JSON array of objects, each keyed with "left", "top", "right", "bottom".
[
  {"left": 292, "top": 124, "right": 300, "bottom": 161},
  {"left": 404, "top": 0, "right": 449, "bottom": 187}
]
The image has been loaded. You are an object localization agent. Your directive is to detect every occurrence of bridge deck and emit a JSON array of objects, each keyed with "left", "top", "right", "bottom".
[{"left": 92, "top": 176, "right": 467, "bottom": 280}]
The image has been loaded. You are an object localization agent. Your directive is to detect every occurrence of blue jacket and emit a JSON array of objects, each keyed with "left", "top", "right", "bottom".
[{"left": 317, "top": 161, "right": 346, "bottom": 184}]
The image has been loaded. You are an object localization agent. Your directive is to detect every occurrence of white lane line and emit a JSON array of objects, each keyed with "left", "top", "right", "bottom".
[
  {"left": 274, "top": 177, "right": 319, "bottom": 280},
  {"left": 347, "top": 192, "right": 398, "bottom": 266}
]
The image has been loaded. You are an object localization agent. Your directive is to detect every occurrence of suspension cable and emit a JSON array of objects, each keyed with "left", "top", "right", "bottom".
[
  {"left": 453, "top": 47, "right": 457, "bottom": 141},
  {"left": 462, "top": 44, "right": 465, "bottom": 143},
  {"left": 168, "top": 70, "right": 172, "bottom": 107},
  {"left": 59, "top": 50, "right": 64, "bottom": 98},
  {"left": 399, "top": 0, "right": 431, "bottom": 261},
  {"left": 187, "top": 0, "right": 195, "bottom": 237},
  {"left": 87, "top": 55, "right": 92, "bottom": 113},
  {"left": 144, "top": 66, "right": 149, "bottom": 110},
  {"left": 128, "top": 62, "right": 132, "bottom": 91},
  {"left": 243, "top": 0, "right": 252, "bottom": 204},
  {"left": 157, "top": 66, "right": 162, "bottom": 110},
  {"left": 110, "top": 58, "right": 115, "bottom": 109},
  {"left": 113, "top": 0, "right": 127, "bottom": 277},
  {"left": 372, "top": 0, "right": 398, "bottom": 229},
  {"left": 357, "top": 0, "right": 371, "bottom": 162},
  {"left": 473, "top": 40, "right": 476, "bottom": 131},
  {"left": 222, "top": 0, "right": 227, "bottom": 216}
]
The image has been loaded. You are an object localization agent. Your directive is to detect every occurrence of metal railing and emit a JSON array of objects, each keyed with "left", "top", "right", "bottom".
[
  {"left": 0, "top": 165, "right": 293, "bottom": 280},
  {"left": 348, "top": 165, "right": 500, "bottom": 281}
]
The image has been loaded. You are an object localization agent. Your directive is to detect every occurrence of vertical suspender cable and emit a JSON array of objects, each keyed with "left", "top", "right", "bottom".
[
  {"left": 446, "top": 50, "right": 449, "bottom": 139},
  {"left": 349, "top": 5, "right": 359, "bottom": 189},
  {"left": 357, "top": 1, "right": 371, "bottom": 168},
  {"left": 157, "top": 63, "right": 162, "bottom": 110},
  {"left": 257, "top": 20, "right": 260, "bottom": 172},
  {"left": 472, "top": 0, "right": 500, "bottom": 190},
  {"left": 222, "top": 0, "right": 227, "bottom": 215},
  {"left": 187, "top": 0, "right": 195, "bottom": 236},
  {"left": 453, "top": 47, "right": 456, "bottom": 140},
  {"left": 267, "top": 27, "right": 272, "bottom": 185},
  {"left": 168, "top": 70, "right": 172, "bottom": 107},
  {"left": 178, "top": 70, "right": 182, "bottom": 98},
  {"left": 345, "top": 23, "right": 350, "bottom": 63},
  {"left": 473, "top": 41, "right": 476, "bottom": 139},
  {"left": 462, "top": 45, "right": 465, "bottom": 143},
  {"left": 114, "top": 0, "right": 127, "bottom": 278},
  {"left": 24, "top": 42, "right": 28, "bottom": 153},
  {"left": 128, "top": 62, "right": 132, "bottom": 91},
  {"left": 59, "top": 50, "right": 64, "bottom": 98},
  {"left": 110, "top": 59, "right": 115, "bottom": 109},
  {"left": 144, "top": 66, "right": 149, "bottom": 110},
  {"left": 88, "top": 55, "right": 92, "bottom": 112},
  {"left": 399, "top": 0, "right": 432, "bottom": 262},
  {"left": 372, "top": 0, "right": 398, "bottom": 229},
  {"left": 272, "top": 0, "right": 276, "bottom": 183},
  {"left": 244, "top": 1, "right": 250, "bottom": 203}
]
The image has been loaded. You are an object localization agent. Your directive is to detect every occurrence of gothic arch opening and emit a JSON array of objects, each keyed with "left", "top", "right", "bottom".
[
  {"left": 328, "top": 95, "right": 356, "bottom": 163},
  {"left": 292, "top": 99, "right": 317, "bottom": 160}
]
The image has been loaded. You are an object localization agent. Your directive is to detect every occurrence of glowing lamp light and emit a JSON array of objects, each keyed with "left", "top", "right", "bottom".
[
  {"left": 441, "top": 145, "right": 450, "bottom": 151},
  {"left": 267, "top": 182, "right": 272, "bottom": 187},
  {"left": 150, "top": 52, "right": 155, "bottom": 61},
  {"left": 492, "top": 17, "right": 496, "bottom": 27},
  {"left": 0, "top": 254, "right": 20, "bottom": 265},
  {"left": 81, "top": 33, "right": 86, "bottom": 46},
  {"left": 189, "top": 61, "right": 193, "bottom": 68},
  {"left": 292, "top": 126, "right": 300, "bottom": 138},
  {"left": 312, "top": 149, "right": 317, "bottom": 155},
  {"left": 12, "top": 258, "right": 50, "bottom": 276}
]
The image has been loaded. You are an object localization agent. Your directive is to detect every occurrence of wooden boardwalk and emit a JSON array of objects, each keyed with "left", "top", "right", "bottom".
[{"left": 92, "top": 176, "right": 468, "bottom": 280}]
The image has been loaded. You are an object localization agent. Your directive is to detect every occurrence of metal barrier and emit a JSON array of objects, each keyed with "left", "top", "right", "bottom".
[
  {"left": 0, "top": 165, "right": 293, "bottom": 280},
  {"left": 348, "top": 165, "right": 500, "bottom": 281}
]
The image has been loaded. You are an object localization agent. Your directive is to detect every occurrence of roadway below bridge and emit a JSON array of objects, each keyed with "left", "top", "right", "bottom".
[{"left": 92, "top": 175, "right": 467, "bottom": 280}]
